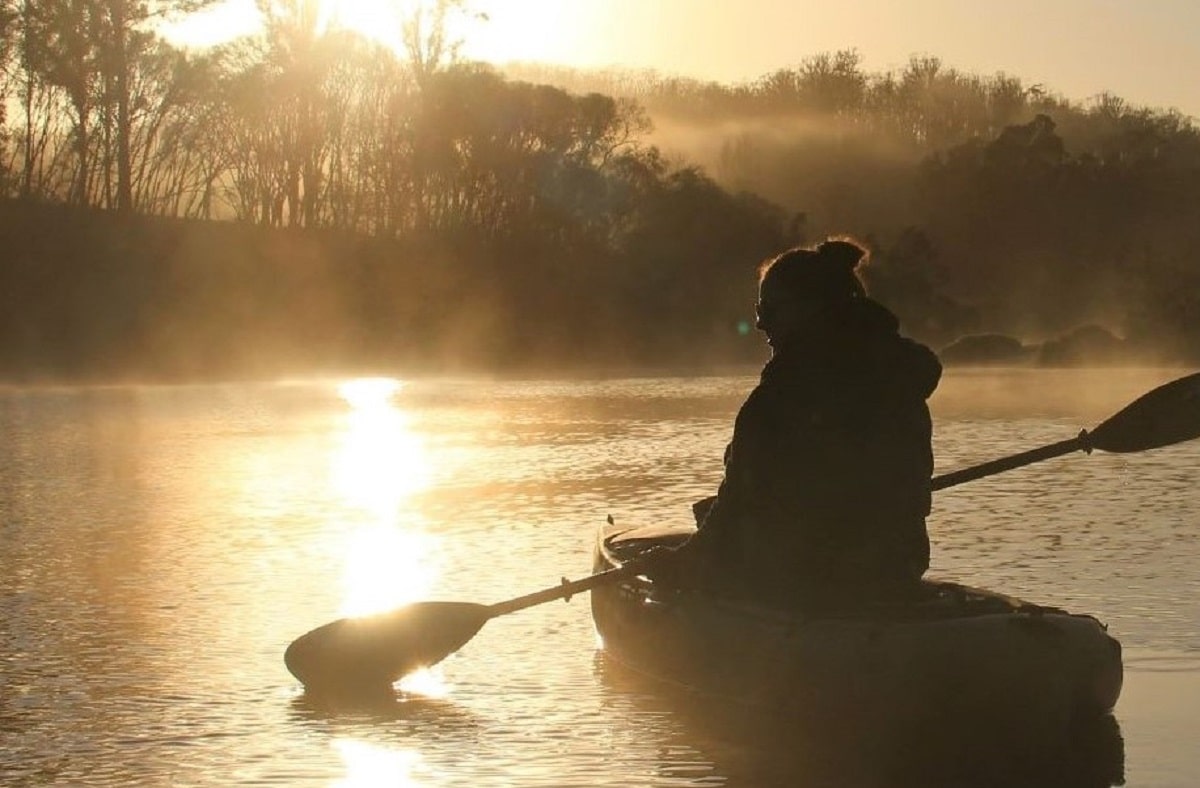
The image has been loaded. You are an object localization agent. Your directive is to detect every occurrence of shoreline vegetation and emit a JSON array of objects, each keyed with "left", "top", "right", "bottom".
[
  {"left": 0, "top": 4, "right": 1197, "bottom": 383},
  {"left": 0, "top": 197, "right": 1190, "bottom": 387}
]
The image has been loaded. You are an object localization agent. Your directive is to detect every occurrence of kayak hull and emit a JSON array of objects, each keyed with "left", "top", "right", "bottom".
[{"left": 591, "top": 524, "right": 1123, "bottom": 730}]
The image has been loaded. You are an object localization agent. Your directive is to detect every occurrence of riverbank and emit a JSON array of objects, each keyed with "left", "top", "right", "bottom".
[
  {"left": 2, "top": 199, "right": 1192, "bottom": 386},
  {"left": 0, "top": 199, "right": 772, "bottom": 384}
]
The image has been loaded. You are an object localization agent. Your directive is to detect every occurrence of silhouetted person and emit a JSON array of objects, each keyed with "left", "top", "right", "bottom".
[{"left": 661, "top": 238, "right": 942, "bottom": 610}]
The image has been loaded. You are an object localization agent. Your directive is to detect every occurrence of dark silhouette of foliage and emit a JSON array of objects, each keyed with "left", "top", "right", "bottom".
[
  {"left": 1037, "top": 325, "right": 1129, "bottom": 367},
  {"left": 861, "top": 228, "right": 978, "bottom": 347},
  {"left": 918, "top": 113, "right": 1200, "bottom": 357},
  {"left": 939, "top": 334, "right": 1032, "bottom": 366}
]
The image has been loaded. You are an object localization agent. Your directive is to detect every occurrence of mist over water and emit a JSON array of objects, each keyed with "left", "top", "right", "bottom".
[{"left": 0, "top": 368, "right": 1197, "bottom": 786}]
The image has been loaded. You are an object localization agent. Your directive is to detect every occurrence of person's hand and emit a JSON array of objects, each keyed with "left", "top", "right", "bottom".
[
  {"left": 691, "top": 495, "right": 717, "bottom": 525},
  {"left": 635, "top": 545, "right": 686, "bottom": 588}
]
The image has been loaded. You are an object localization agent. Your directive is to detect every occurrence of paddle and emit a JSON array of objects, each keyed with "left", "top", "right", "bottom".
[
  {"left": 285, "top": 558, "right": 650, "bottom": 693},
  {"left": 285, "top": 370, "right": 1200, "bottom": 693},
  {"left": 932, "top": 371, "right": 1200, "bottom": 490}
]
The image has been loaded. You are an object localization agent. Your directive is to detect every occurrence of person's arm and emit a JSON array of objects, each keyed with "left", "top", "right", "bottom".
[
  {"left": 643, "top": 388, "right": 773, "bottom": 585},
  {"left": 679, "top": 389, "right": 772, "bottom": 552},
  {"left": 690, "top": 442, "right": 730, "bottom": 523}
]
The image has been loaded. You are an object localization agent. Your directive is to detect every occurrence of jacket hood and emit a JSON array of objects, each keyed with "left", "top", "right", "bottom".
[{"left": 764, "top": 297, "right": 942, "bottom": 400}]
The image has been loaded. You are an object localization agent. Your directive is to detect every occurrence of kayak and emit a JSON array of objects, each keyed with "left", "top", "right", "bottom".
[{"left": 591, "top": 524, "right": 1123, "bottom": 732}]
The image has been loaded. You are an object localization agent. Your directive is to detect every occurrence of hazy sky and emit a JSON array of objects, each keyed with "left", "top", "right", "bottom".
[{"left": 176, "top": 0, "right": 1200, "bottom": 117}]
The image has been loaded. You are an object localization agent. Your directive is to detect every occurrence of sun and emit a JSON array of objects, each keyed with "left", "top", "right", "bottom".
[
  {"left": 319, "top": 0, "right": 406, "bottom": 50},
  {"left": 163, "top": 0, "right": 590, "bottom": 67},
  {"left": 159, "top": 0, "right": 262, "bottom": 47},
  {"left": 160, "top": 0, "right": 417, "bottom": 51},
  {"left": 457, "top": 1, "right": 595, "bottom": 66},
  {"left": 298, "top": 0, "right": 479, "bottom": 56}
]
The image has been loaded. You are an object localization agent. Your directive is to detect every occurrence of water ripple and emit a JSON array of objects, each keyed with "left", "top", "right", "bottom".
[{"left": 1, "top": 370, "right": 1196, "bottom": 786}]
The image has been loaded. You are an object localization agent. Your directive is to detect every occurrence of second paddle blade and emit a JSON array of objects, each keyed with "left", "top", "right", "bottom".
[
  {"left": 1090, "top": 372, "right": 1200, "bottom": 453},
  {"left": 285, "top": 601, "right": 491, "bottom": 693}
]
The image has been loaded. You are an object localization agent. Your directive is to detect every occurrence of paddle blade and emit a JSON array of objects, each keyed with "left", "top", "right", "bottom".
[
  {"left": 1089, "top": 372, "right": 1200, "bottom": 453},
  {"left": 284, "top": 602, "right": 491, "bottom": 692}
]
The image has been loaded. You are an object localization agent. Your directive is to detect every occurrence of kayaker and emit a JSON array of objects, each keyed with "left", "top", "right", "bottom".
[{"left": 652, "top": 237, "right": 943, "bottom": 610}]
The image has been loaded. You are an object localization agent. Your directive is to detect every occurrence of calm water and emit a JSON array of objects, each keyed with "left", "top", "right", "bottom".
[{"left": 1, "top": 368, "right": 1198, "bottom": 786}]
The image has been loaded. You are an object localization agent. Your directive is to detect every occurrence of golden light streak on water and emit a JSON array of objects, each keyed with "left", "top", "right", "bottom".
[
  {"left": 334, "top": 378, "right": 431, "bottom": 509},
  {"left": 332, "top": 738, "right": 427, "bottom": 787},
  {"left": 337, "top": 377, "right": 402, "bottom": 412},
  {"left": 397, "top": 667, "right": 452, "bottom": 699},
  {"left": 338, "top": 525, "right": 438, "bottom": 618},
  {"left": 333, "top": 378, "right": 439, "bottom": 619}
]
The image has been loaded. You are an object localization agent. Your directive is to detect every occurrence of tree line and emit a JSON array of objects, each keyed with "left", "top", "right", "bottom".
[
  {"left": 510, "top": 54, "right": 1200, "bottom": 356},
  {"left": 0, "top": 6, "right": 1197, "bottom": 379}
]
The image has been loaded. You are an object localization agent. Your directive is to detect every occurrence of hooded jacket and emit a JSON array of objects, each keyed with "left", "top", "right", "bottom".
[{"left": 684, "top": 297, "right": 943, "bottom": 609}]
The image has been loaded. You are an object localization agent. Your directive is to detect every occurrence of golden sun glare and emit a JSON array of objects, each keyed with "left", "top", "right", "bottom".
[
  {"left": 320, "top": 0, "right": 406, "bottom": 48},
  {"left": 332, "top": 377, "right": 436, "bottom": 619},
  {"left": 331, "top": 377, "right": 452, "bottom": 698},
  {"left": 333, "top": 738, "right": 426, "bottom": 787},
  {"left": 164, "top": 0, "right": 587, "bottom": 66},
  {"left": 317, "top": 0, "right": 566, "bottom": 62}
]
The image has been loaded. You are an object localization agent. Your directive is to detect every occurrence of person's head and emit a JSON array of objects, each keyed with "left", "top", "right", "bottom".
[{"left": 755, "top": 237, "right": 869, "bottom": 347}]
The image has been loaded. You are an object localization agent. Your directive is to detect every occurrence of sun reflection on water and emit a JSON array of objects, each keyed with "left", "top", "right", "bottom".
[
  {"left": 397, "top": 667, "right": 452, "bottom": 699},
  {"left": 332, "top": 738, "right": 427, "bottom": 787},
  {"left": 339, "top": 525, "right": 438, "bottom": 618},
  {"left": 334, "top": 378, "right": 431, "bottom": 515},
  {"left": 333, "top": 378, "right": 439, "bottom": 619}
]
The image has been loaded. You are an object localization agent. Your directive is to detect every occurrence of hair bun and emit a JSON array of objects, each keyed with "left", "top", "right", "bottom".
[
  {"left": 816, "top": 239, "right": 867, "bottom": 273},
  {"left": 758, "top": 236, "right": 869, "bottom": 304}
]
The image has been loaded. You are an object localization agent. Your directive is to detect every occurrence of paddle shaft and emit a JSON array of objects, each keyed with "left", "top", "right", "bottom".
[
  {"left": 932, "top": 433, "right": 1089, "bottom": 491},
  {"left": 487, "top": 561, "right": 645, "bottom": 617},
  {"left": 479, "top": 434, "right": 1092, "bottom": 616}
]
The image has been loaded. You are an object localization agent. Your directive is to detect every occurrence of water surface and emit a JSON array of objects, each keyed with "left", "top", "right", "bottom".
[{"left": 1, "top": 368, "right": 1197, "bottom": 786}]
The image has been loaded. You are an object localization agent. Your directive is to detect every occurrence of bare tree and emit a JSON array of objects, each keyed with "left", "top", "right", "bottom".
[
  {"left": 400, "top": 0, "right": 471, "bottom": 89},
  {"left": 98, "top": 0, "right": 219, "bottom": 211}
]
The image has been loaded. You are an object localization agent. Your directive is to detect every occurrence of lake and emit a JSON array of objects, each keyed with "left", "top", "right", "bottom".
[{"left": 1, "top": 368, "right": 1197, "bottom": 786}]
